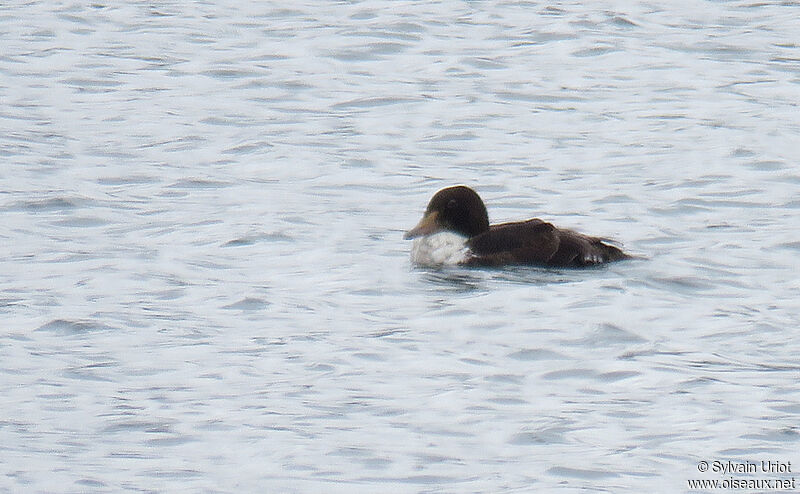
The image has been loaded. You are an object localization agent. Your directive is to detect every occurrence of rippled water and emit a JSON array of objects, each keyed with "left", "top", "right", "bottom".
[{"left": 2, "top": 1, "right": 799, "bottom": 492}]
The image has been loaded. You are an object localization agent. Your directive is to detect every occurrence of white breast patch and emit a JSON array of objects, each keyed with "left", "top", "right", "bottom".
[{"left": 410, "top": 231, "right": 470, "bottom": 267}]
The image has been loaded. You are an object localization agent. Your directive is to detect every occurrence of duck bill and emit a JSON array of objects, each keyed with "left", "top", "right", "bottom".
[{"left": 404, "top": 211, "right": 441, "bottom": 239}]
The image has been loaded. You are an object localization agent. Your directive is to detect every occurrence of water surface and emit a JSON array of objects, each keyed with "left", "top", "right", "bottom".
[{"left": 1, "top": 1, "right": 799, "bottom": 492}]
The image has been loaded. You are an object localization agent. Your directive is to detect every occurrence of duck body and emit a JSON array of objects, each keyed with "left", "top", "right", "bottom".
[{"left": 405, "top": 186, "right": 629, "bottom": 268}]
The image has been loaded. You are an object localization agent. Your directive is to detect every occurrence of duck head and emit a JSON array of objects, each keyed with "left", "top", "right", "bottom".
[{"left": 404, "top": 186, "right": 490, "bottom": 240}]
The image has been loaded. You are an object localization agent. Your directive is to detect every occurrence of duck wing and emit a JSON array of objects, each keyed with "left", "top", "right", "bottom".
[
  {"left": 466, "top": 219, "right": 560, "bottom": 266},
  {"left": 467, "top": 219, "right": 628, "bottom": 267},
  {"left": 547, "top": 228, "right": 629, "bottom": 266}
]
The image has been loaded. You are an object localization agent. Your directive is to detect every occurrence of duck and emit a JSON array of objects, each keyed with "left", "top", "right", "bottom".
[{"left": 404, "top": 185, "right": 630, "bottom": 267}]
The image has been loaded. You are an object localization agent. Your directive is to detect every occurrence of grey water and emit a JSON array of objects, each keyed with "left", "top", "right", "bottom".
[{"left": 2, "top": 1, "right": 799, "bottom": 492}]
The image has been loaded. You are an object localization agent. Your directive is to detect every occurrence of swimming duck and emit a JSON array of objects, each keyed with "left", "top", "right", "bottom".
[{"left": 404, "top": 185, "right": 629, "bottom": 267}]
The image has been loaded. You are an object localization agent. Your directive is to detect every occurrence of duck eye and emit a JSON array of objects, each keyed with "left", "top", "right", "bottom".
[{"left": 447, "top": 199, "right": 457, "bottom": 209}]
